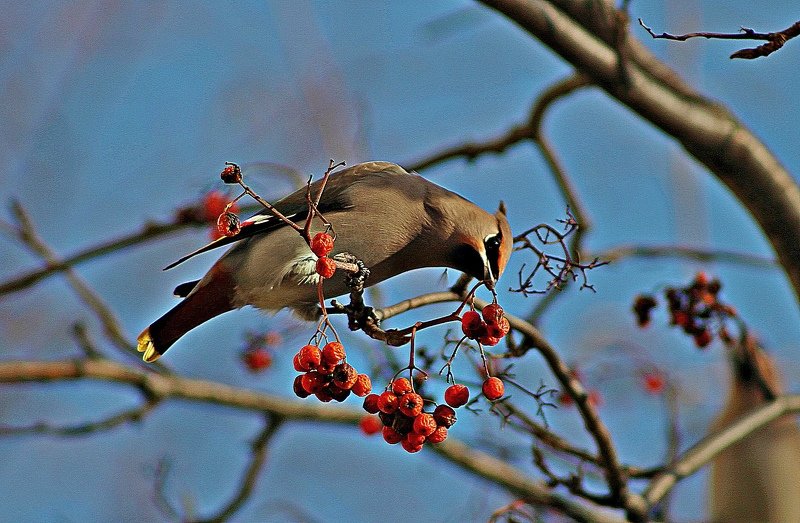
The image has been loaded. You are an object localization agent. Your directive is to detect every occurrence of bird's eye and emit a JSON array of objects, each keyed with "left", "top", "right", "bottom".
[{"left": 484, "top": 235, "right": 501, "bottom": 250}]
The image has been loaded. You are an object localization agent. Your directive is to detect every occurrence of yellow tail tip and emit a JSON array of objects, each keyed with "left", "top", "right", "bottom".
[{"left": 136, "top": 328, "right": 161, "bottom": 363}]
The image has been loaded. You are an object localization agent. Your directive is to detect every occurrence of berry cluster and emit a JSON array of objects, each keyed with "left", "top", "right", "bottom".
[
  {"left": 291, "top": 342, "right": 372, "bottom": 402},
  {"left": 360, "top": 376, "right": 506, "bottom": 452},
  {"left": 361, "top": 378, "right": 453, "bottom": 453},
  {"left": 461, "top": 303, "right": 510, "bottom": 346},
  {"left": 633, "top": 272, "right": 737, "bottom": 348},
  {"left": 311, "top": 232, "right": 337, "bottom": 279}
]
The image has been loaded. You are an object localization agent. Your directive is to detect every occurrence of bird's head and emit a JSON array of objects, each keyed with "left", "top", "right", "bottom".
[{"left": 448, "top": 201, "right": 513, "bottom": 289}]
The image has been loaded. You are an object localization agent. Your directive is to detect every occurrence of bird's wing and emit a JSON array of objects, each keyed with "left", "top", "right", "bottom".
[{"left": 163, "top": 162, "right": 412, "bottom": 271}]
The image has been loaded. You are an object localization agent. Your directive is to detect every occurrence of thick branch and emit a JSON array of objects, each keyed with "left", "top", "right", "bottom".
[{"left": 478, "top": 0, "right": 800, "bottom": 308}]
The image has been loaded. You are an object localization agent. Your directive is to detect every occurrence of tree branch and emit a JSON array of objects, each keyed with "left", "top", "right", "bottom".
[{"left": 478, "top": 0, "right": 800, "bottom": 310}]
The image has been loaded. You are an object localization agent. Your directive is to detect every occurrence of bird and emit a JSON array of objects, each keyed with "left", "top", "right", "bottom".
[
  {"left": 137, "top": 161, "right": 513, "bottom": 362},
  {"left": 708, "top": 337, "right": 800, "bottom": 522}
]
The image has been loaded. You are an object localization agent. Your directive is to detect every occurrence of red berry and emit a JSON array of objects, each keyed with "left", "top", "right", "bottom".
[
  {"left": 486, "top": 316, "right": 510, "bottom": 338},
  {"left": 412, "top": 413, "right": 437, "bottom": 437},
  {"left": 377, "top": 390, "right": 399, "bottom": 414},
  {"left": 643, "top": 372, "right": 665, "bottom": 395},
  {"left": 401, "top": 437, "right": 424, "bottom": 453},
  {"left": 633, "top": 294, "right": 658, "bottom": 328},
  {"left": 461, "top": 311, "right": 484, "bottom": 339},
  {"left": 333, "top": 362, "right": 358, "bottom": 390},
  {"left": 482, "top": 303, "right": 504, "bottom": 324},
  {"left": 588, "top": 389, "right": 603, "bottom": 408},
  {"left": 217, "top": 211, "right": 240, "bottom": 237},
  {"left": 558, "top": 391, "right": 574, "bottom": 407},
  {"left": 292, "top": 375, "right": 310, "bottom": 398},
  {"left": 482, "top": 377, "right": 505, "bottom": 401},
  {"left": 694, "top": 271, "right": 708, "bottom": 287},
  {"left": 478, "top": 333, "right": 502, "bottom": 346},
  {"left": 694, "top": 329, "right": 713, "bottom": 348},
  {"left": 316, "top": 257, "right": 337, "bottom": 278},
  {"left": 391, "top": 377, "right": 413, "bottom": 395},
  {"left": 427, "top": 426, "right": 448, "bottom": 444},
  {"left": 382, "top": 426, "right": 403, "bottom": 445},
  {"left": 398, "top": 392, "right": 424, "bottom": 418},
  {"left": 321, "top": 342, "right": 346, "bottom": 366},
  {"left": 202, "top": 191, "right": 239, "bottom": 222},
  {"left": 351, "top": 374, "right": 372, "bottom": 397},
  {"left": 362, "top": 393, "right": 381, "bottom": 414},
  {"left": 296, "top": 345, "right": 321, "bottom": 371},
  {"left": 220, "top": 163, "right": 242, "bottom": 184},
  {"left": 328, "top": 384, "right": 351, "bottom": 402},
  {"left": 444, "top": 384, "right": 470, "bottom": 408},
  {"left": 317, "top": 362, "right": 337, "bottom": 375},
  {"left": 405, "top": 432, "right": 426, "bottom": 447},
  {"left": 315, "top": 388, "right": 334, "bottom": 402},
  {"left": 310, "top": 232, "right": 335, "bottom": 257},
  {"left": 242, "top": 348, "right": 272, "bottom": 372},
  {"left": 300, "top": 371, "right": 324, "bottom": 394},
  {"left": 359, "top": 415, "right": 382, "bottom": 435},
  {"left": 433, "top": 405, "right": 457, "bottom": 428}
]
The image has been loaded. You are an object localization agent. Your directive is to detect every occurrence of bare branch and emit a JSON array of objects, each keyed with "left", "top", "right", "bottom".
[
  {"left": 195, "top": 417, "right": 284, "bottom": 523},
  {"left": 639, "top": 18, "right": 800, "bottom": 59}
]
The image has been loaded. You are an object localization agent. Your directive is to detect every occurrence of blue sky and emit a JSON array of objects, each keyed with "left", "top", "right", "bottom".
[{"left": 1, "top": 2, "right": 799, "bottom": 521}]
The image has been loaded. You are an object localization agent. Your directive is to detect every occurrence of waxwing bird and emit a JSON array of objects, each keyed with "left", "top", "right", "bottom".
[
  {"left": 137, "top": 161, "right": 512, "bottom": 362},
  {"left": 708, "top": 340, "right": 800, "bottom": 522}
]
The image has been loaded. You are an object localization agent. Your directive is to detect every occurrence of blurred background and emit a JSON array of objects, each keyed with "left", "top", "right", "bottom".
[{"left": 1, "top": 1, "right": 799, "bottom": 521}]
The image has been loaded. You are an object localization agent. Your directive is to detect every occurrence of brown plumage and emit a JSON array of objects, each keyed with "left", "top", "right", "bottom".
[
  {"left": 137, "top": 161, "right": 512, "bottom": 362},
  {"left": 708, "top": 339, "right": 800, "bottom": 522}
]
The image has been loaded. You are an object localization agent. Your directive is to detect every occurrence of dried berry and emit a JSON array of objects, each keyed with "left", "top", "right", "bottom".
[
  {"left": 478, "top": 333, "right": 502, "bottom": 347},
  {"left": 333, "top": 362, "right": 358, "bottom": 390},
  {"left": 351, "top": 374, "right": 372, "bottom": 397},
  {"left": 362, "top": 393, "right": 381, "bottom": 414},
  {"left": 427, "top": 426, "right": 448, "bottom": 444},
  {"left": 391, "top": 377, "right": 413, "bottom": 395},
  {"left": 310, "top": 232, "right": 335, "bottom": 257},
  {"left": 392, "top": 414, "right": 414, "bottom": 435},
  {"left": 444, "top": 384, "right": 470, "bottom": 408},
  {"left": 360, "top": 415, "right": 382, "bottom": 435},
  {"left": 398, "top": 392, "right": 424, "bottom": 418},
  {"left": 217, "top": 211, "right": 241, "bottom": 237},
  {"left": 300, "top": 371, "right": 325, "bottom": 394},
  {"left": 485, "top": 316, "right": 510, "bottom": 338},
  {"left": 433, "top": 405, "right": 457, "bottom": 428},
  {"left": 315, "top": 388, "right": 334, "bottom": 402},
  {"left": 482, "top": 303, "right": 504, "bottom": 324},
  {"left": 377, "top": 390, "right": 399, "bottom": 414},
  {"left": 401, "top": 437, "right": 424, "bottom": 453},
  {"left": 321, "top": 342, "right": 346, "bottom": 366},
  {"left": 316, "top": 257, "right": 336, "bottom": 278},
  {"left": 220, "top": 163, "right": 242, "bottom": 184},
  {"left": 406, "top": 432, "right": 426, "bottom": 447},
  {"left": 482, "top": 377, "right": 505, "bottom": 401},
  {"left": 461, "top": 310, "right": 484, "bottom": 339},
  {"left": 412, "top": 413, "right": 437, "bottom": 437},
  {"left": 296, "top": 344, "right": 321, "bottom": 371}
]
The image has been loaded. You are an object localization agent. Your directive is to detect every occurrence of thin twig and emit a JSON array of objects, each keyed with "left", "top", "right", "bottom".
[
  {"left": 196, "top": 416, "right": 284, "bottom": 523},
  {"left": 6, "top": 201, "right": 169, "bottom": 373},
  {"left": 639, "top": 18, "right": 800, "bottom": 59}
]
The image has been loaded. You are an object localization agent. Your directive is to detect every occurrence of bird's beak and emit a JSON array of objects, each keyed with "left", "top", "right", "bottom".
[{"left": 484, "top": 264, "right": 496, "bottom": 290}]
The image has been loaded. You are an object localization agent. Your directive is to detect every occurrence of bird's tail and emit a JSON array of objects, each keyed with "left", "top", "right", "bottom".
[{"left": 137, "top": 265, "right": 236, "bottom": 362}]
